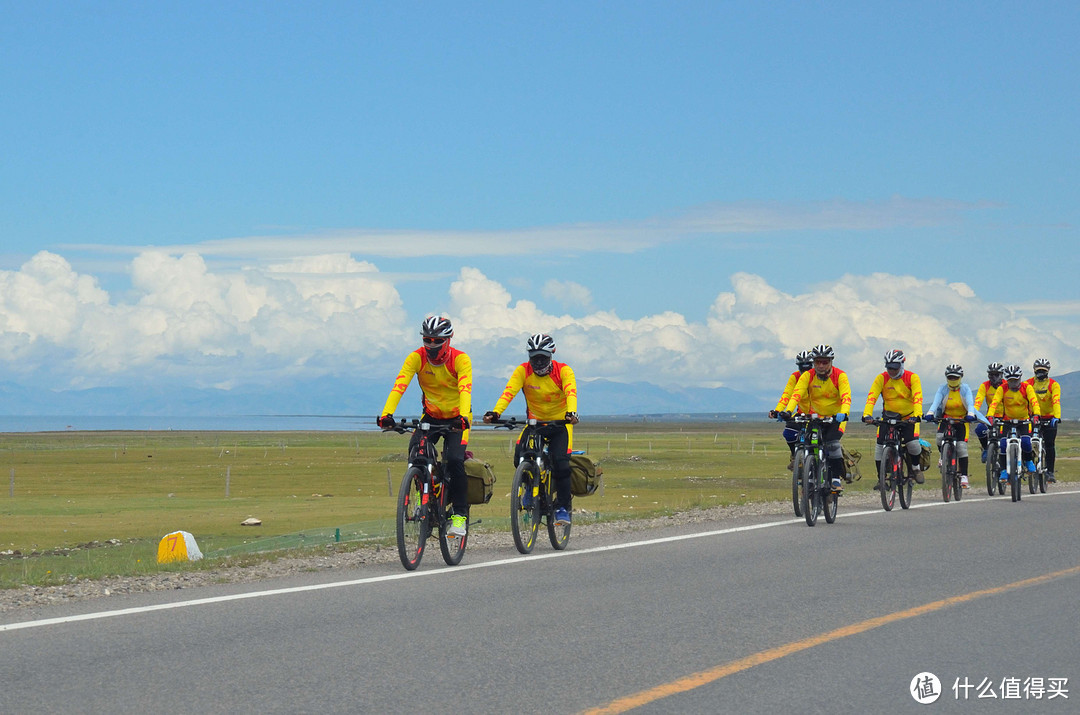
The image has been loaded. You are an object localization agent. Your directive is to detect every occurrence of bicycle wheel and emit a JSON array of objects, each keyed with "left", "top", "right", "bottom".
[
  {"left": 823, "top": 460, "right": 838, "bottom": 525},
  {"left": 438, "top": 509, "right": 467, "bottom": 565},
  {"left": 985, "top": 443, "right": 999, "bottom": 496},
  {"left": 803, "top": 456, "right": 821, "bottom": 527},
  {"left": 546, "top": 472, "right": 571, "bottom": 550},
  {"left": 953, "top": 469, "right": 962, "bottom": 502},
  {"left": 510, "top": 461, "right": 541, "bottom": 554},
  {"left": 940, "top": 442, "right": 954, "bottom": 503},
  {"left": 396, "top": 467, "right": 428, "bottom": 571},
  {"left": 791, "top": 448, "right": 805, "bottom": 517},
  {"left": 798, "top": 451, "right": 812, "bottom": 521},
  {"left": 1008, "top": 443, "right": 1021, "bottom": 502},
  {"left": 879, "top": 446, "right": 898, "bottom": 512},
  {"left": 899, "top": 467, "right": 914, "bottom": 510}
]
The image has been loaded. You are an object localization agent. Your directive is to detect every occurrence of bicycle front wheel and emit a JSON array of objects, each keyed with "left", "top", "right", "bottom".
[
  {"left": 510, "top": 461, "right": 541, "bottom": 554},
  {"left": 1008, "top": 443, "right": 1021, "bottom": 502},
  {"left": 791, "top": 448, "right": 805, "bottom": 517},
  {"left": 804, "top": 456, "right": 822, "bottom": 527},
  {"left": 986, "top": 443, "right": 998, "bottom": 496},
  {"left": 879, "top": 446, "right": 898, "bottom": 512},
  {"left": 940, "top": 442, "right": 954, "bottom": 503},
  {"left": 396, "top": 467, "right": 428, "bottom": 571}
]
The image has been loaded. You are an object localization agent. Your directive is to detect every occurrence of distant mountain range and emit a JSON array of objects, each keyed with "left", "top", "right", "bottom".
[{"left": 1, "top": 370, "right": 1077, "bottom": 420}]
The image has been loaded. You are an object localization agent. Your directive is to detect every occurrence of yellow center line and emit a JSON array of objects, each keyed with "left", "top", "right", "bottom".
[{"left": 582, "top": 564, "right": 1080, "bottom": 715}]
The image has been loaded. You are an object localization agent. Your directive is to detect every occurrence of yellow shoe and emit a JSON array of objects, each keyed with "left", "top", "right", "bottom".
[{"left": 447, "top": 514, "right": 467, "bottom": 538}]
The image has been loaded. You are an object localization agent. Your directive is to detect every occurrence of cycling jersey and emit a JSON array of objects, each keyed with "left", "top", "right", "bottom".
[
  {"left": 987, "top": 382, "right": 1040, "bottom": 420},
  {"left": 784, "top": 368, "right": 852, "bottom": 423},
  {"left": 493, "top": 360, "right": 578, "bottom": 450},
  {"left": 381, "top": 347, "right": 474, "bottom": 439},
  {"left": 1023, "top": 377, "right": 1062, "bottom": 419},
  {"left": 863, "top": 370, "right": 923, "bottom": 419},
  {"left": 774, "top": 369, "right": 811, "bottom": 413},
  {"left": 975, "top": 380, "right": 1004, "bottom": 418}
]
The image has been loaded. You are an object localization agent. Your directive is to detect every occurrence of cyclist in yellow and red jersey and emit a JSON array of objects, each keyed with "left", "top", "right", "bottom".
[
  {"left": 483, "top": 334, "right": 578, "bottom": 526},
  {"left": 1024, "top": 358, "right": 1062, "bottom": 483},
  {"left": 378, "top": 316, "right": 474, "bottom": 537},
  {"left": 974, "top": 362, "right": 1005, "bottom": 462},
  {"left": 769, "top": 350, "right": 813, "bottom": 470},
  {"left": 861, "top": 349, "right": 925, "bottom": 484},
  {"left": 777, "top": 344, "right": 851, "bottom": 492},
  {"left": 924, "top": 364, "right": 992, "bottom": 489},
  {"left": 987, "top": 364, "right": 1041, "bottom": 484}
]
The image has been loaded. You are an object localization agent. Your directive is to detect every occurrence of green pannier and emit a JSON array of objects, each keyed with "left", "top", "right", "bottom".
[
  {"left": 570, "top": 454, "right": 602, "bottom": 496},
  {"left": 464, "top": 458, "right": 497, "bottom": 505}
]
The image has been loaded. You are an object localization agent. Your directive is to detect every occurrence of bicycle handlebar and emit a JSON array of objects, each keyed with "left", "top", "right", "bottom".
[
  {"left": 381, "top": 419, "right": 463, "bottom": 435},
  {"left": 487, "top": 417, "right": 573, "bottom": 429}
]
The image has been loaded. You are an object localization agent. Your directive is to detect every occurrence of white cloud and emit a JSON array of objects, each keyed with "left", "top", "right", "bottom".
[
  {"left": 59, "top": 196, "right": 995, "bottom": 261},
  {"left": 542, "top": 279, "right": 592, "bottom": 310},
  {"left": 1, "top": 254, "right": 1075, "bottom": 398}
]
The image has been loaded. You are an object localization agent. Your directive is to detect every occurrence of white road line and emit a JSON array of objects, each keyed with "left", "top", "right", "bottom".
[{"left": 4, "top": 488, "right": 1078, "bottom": 633}]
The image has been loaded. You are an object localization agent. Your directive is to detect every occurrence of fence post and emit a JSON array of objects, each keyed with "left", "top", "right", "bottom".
[{"left": 225, "top": 466, "right": 230, "bottom": 497}]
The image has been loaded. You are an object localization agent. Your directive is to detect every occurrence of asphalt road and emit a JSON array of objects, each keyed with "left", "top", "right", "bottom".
[{"left": 3, "top": 489, "right": 1079, "bottom": 714}]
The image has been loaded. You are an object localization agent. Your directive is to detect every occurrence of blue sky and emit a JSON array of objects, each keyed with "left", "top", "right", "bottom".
[{"left": 1, "top": 2, "right": 1077, "bottom": 407}]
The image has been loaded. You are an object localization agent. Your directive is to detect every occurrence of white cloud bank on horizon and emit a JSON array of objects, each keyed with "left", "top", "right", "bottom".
[
  {"left": 0, "top": 251, "right": 1075, "bottom": 396},
  {"left": 58, "top": 196, "right": 995, "bottom": 262}
]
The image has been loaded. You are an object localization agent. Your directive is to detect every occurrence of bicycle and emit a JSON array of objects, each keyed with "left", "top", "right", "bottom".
[
  {"left": 790, "top": 413, "right": 840, "bottom": 527},
  {"left": 998, "top": 418, "right": 1030, "bottom": 503},
  {"left": 867, "top": 412, "right": 920, "bottom": 511},
  {"left": 385, "top": 419, "right": 470, "bottom": 570},
  {"left": 1029, "top": 422, "right": 1047, "bottom": 495},
  {"left": 984, "top": 421, "right": 1003, "bottom": 496},
  {"left": 492, "top": 417, "right": 573, "bottom": 552},
  {"left": 924, "top": 415, "right": 965, "bottom": 503}
]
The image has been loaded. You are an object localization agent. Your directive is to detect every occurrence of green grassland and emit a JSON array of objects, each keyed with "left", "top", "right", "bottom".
[{"left": 2, "top": 421, "right": 1075, "bottom": 588}]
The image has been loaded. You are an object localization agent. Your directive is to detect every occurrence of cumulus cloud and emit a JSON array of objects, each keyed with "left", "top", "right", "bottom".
[
  {"left": 542, "top": 279, "right": 593, "bottom": 311},
  {"left": 0, "top": 253, "right": 1075, "bottom": 398}
]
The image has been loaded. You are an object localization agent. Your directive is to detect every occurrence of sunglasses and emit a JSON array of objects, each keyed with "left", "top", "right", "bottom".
[
  {"left": 813, "top": 359, "right": 831, "bottom": 366},
  {"left": 422, "top": 337, "right": 446, "bottom": 346}
]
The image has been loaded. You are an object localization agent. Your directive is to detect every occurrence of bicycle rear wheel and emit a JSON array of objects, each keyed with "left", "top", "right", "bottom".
[
  {"left": 823, "top": 464, "right": 838, "bottom": 525},
  {"left": 510, "top": 461, "right": 541, "bottom": 554},
  {"left": 953, "top": 471, "right": 962, "bottom": 501},
  {"left": 546, "top": 473, "right": 571, "bottom": 550},
  {"left": 940, "top": 442, "right": 954, "bottom": 503},
  {"left": 879, "top": 446, "right": 898, "bottom": 512},
  {"left": 438, "top": 508, "right": 467, "bottom": 565},
  {"left": 396, "top": 467, "right": 428, "bottom": 571},
  {"left": 899, "top": 469, "right": 914, "bottom": 510}
]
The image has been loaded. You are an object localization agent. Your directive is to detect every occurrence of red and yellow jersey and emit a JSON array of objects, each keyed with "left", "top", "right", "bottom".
[
  {"left": 493, "top": 361, "right": 577, "bottom": 449},
  {"left": 774, "top": 370, "right": 811, "bottom": 413},
  {"left": 381, "top": 348, "right": 473, "bottom": 438},
  {"left": 1023, "top": 377, "right": 1062, "bottom": 419},
  {"left": 863, "top": 370, "right": 923, "bottom": 419},
  {"left": 941, "top": 388, "right": 968, "bottom": 420},
  {"left": 975, "top": 380, "right": 1004, "bottom": 418},
  {"left": 784, "top": 368, "right": 852, "bottom": 429},
  {"left": 987, "top": 382, "right": 1040, "bottom": 420}
]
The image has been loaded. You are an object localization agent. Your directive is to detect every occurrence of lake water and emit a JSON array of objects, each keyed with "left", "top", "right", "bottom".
[{"left": 0, "top": 415, "right": 379, "bottom": 433}]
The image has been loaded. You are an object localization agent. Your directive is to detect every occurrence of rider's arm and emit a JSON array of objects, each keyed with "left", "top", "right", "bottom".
[
  {"left": 783, "top": 371, "right": 811, "bottom": 414},
  {"left": 986, "top": 385, "right": 1004, "bottom": 417},
  {"left": 1022, "top": 383, "right": 1040, "bottom": 417},
  {"left": 862, "top": 373, "right": 884, "bottom": 417},
  {"left": 381, "top": 350, "right": 423, "bottom": 417},
  {"left": 774, "top": 372, "right": 798, "bottom": 411},
  {"left": 560, "top": 363, "right": 578, "bottom": 415},
  {"left": 1050, "top": 381, "right": 1062, "bottom": 419},
  {"left": 910, "top": 372, "right": 923, "bottom": 418},
  {"left": 925, "top": 384, "right": 946, "bottom": 417},
  {"left": 960, "top": 385, "right": 991, "bottom": 425},
  {"left": 453, "top": 351, "right": 474, "bottom": 425},
  {"left": 836, "top": 371, "right": 851, "bottom": 416},
  {"left": 492, "top": 364, "right": 528, "bottom": 416}
]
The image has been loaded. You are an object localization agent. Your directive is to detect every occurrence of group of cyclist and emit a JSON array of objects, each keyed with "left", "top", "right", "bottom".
[
  {"left": 376, "top": 317, "right": 579, "bottom": 540},
  {"left": 771, "top": 345, "right": 1063, "bottom": 493}
]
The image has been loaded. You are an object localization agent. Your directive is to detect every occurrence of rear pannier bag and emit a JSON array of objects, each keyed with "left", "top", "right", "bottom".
[
  {"left": 464, "top": 458, "right": 497, "bottom": 504},
  {"left": 570, "top": 454, "right": 602, "bottom": 496}
]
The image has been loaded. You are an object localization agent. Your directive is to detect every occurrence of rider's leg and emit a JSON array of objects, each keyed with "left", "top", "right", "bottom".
[
  {"left": 957, "top": 439, "right": 970, "bottom": 487},
  {"left": 442, "top": 432, "right": 469, "bottom": 519},
  {"left": 1042, "top": 422, "right": 1058, "bottom": 478},
  {"left": 782, "top": 424, "right": 798, "bottom": 468},
  {"left": 825, "top": 437, "right": 846, "bottom": 490},
  {"left": 904, "top": 438, "right": 925, "bottom": 484},
  {"left": 974, "top": 422, "right": 989, "bottom": 462}
]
